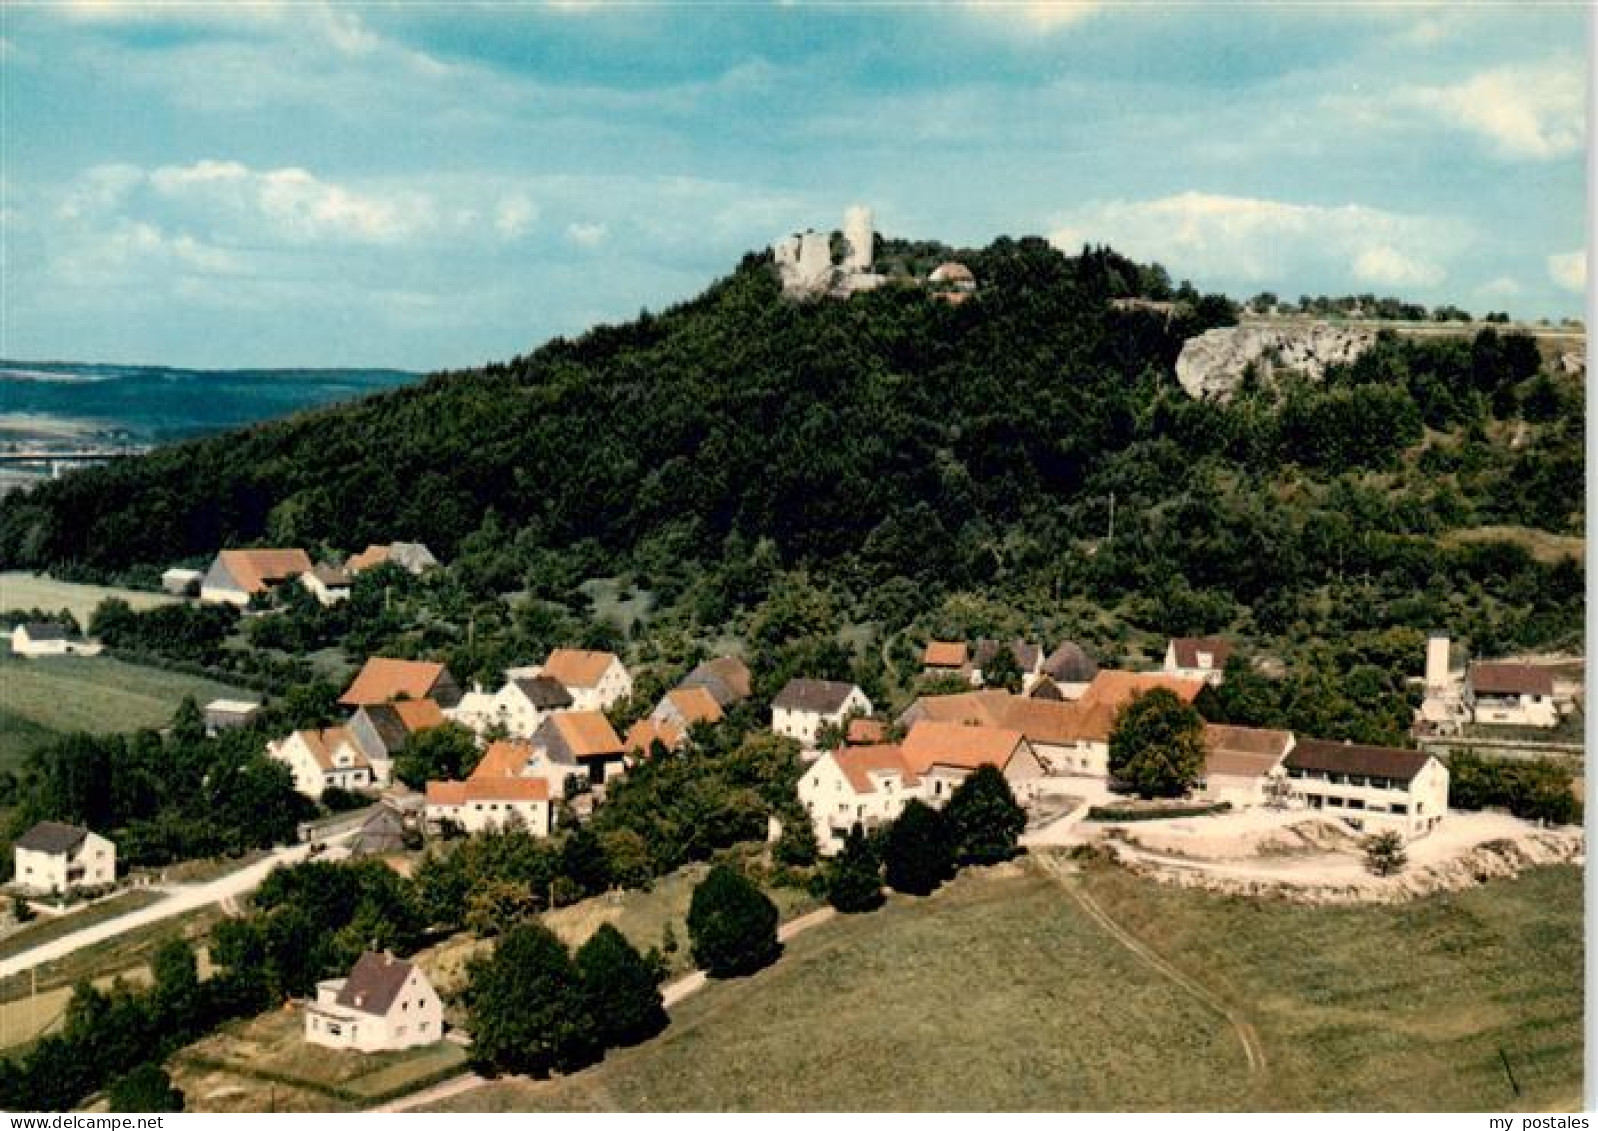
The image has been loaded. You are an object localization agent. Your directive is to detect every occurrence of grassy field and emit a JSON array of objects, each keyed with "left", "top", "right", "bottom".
[
  {"left": 0, "top": 652, "right": 253, "bottom": 771},
  {"left": 415, "top": 864, "right": 821, "bottom": 1026},
  {"left": 172, "top": 1007, "right": 468, "bottom": 1113},
  {"left": 430, "top": 859, "right": 1583, "bottom": 1112},
  {"left": 0, "top": 890, "right": 167, "bottom": 963},
  {"left": 1440, "top": 525, "right": 1585, "bottom": 565},
  {"left": 0, "top": 906, "right": 222, "bottom": 1007},
  {"left": 0, "top": 571, "right": 179, "bottom": 629}
]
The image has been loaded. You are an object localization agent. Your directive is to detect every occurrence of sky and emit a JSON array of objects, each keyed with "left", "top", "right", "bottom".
[{"left": 0, "top": 1, "right": 1589, "bottom": 370}]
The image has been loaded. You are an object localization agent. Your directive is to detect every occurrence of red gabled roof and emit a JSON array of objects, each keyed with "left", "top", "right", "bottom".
[
  {"left": 921, "top": 640, "right": 968, "bottom": 668},
  {"left": 1469, "top": 662, "right": 1554, "bottom": 697},
  {"left": 340, "top": 658, "right": 447, "bottom": 706},
  {"left": 901, "top": 720, "right": 1027, "bottom": 774},
  {"left": 831, "top": 743, "right": 920, "bottom": 793}
]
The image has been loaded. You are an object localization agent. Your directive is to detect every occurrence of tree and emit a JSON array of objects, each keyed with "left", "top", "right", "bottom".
[
  {"left": 1363, "top": 830, "right": 1408, "bottom": 876},
  {"left": 393, "top": 722, "right": 481, "bottom": 790},
  {"left": 108, "top": 1063, "right": 184, "bottom": 1112},
  {"left": 942, "top": 764, "right": 1027, "bottom": 865},
  {"left": 979, "top": 646, "right": 1024, "bottom": 692},
  {"left": 575, "top": 924, "right": 668, "bottom": 1047},
  {"left": 686, "top": 864, "right": 780, "bottom": 978},
  {"left": 882, "top": 800, "right": 955, "bottom": 896},
  {"left": 773, "top": 814, "right": 820, "bottom": 868},
  {"left": 826, "top": 823, "right": 884, "bottom": 913},
  {"left": 464, "top": 922, "right": 598, "bottom": 1077},
  {"left": 1107, "top": 689, "right": 1206, "bottom": 799}
]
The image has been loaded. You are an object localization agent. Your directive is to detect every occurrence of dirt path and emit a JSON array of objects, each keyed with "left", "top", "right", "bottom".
[
  {"left": 375, "top": 904, "right": 839, "bottom": 1113},
  {"left": 1034, "top": 854, "right": 1266, "bottom": 1077}
]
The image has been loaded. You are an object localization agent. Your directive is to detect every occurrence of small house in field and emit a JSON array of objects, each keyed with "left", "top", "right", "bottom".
[
  {"left": 306, "top": 951, "right": 443, "bottom": 1052},
  {"left": 204, "top": 698, "right": 262, "bottom": 735},
  {"left": 340, "top": 657, "right": 462, "bottom": 709},
  {"left": 771, "top": 679, "right": 872, "bottom": 749},
  {"left": 199, "top": 548, "right": 312, "bottom": 606},
  {"left": 9, "top": 622, "right": 99, "bottom": 658},
  {"left": 1163, "top": 637, "right": 1233, "bottom": 685},
  {"left": 161, "top": 567, "right": 203, "bottom": 595},
  {"left": 13, "top": 821, "right": 116, "bottom": 895},
  {"left": 1464, "top": 662, "right": 1559, "bottom": 728}
]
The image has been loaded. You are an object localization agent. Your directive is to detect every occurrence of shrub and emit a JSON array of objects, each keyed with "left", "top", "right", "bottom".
[
  {"left": 576, "top": 924, "right": 668, "bottom": 1047},
  {"left": 686, "top": 864, "right": 780, "bottom": 978},
  {"left": 826, "top": 823, "right": 884, "bottom": 913},
  {"left": 943, "top": 765, "right": 1026, "bottom": 865},
  {"left": 882, "top": 800, "right": 955, "bottom": 896}
]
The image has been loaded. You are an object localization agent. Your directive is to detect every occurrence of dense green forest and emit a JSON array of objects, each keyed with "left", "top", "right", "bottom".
[{"left": 0, "top": 237, "right": 1583, "bottom": 677}]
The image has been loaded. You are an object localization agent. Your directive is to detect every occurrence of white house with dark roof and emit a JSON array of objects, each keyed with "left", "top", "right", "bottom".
[
  {"left": 305, "top": 951, "right": 443, "bottom": 1052},
  {"left": 300, "top": 563, "right": 353, "bottom": 606},
  {"left": 1199, "top": 724, "right": 1295, "bottom": 808},
  {"left": 9, "top": 623, "right": 100, "bottom": 658},
  {"left": 1282, "top": 739, "right": 1448, "bottom": 839},
  {"left": 1464, "top": 663, "right": 1559, "bottom": 728},
  {"left": 771, "top": 678, "right": 872, "bottom": 749},
  {"left": 13, "top": 821, "right": 116, "bottom": 895},
  {"left": 1163, "top": 637, "right": 1233, "bottom": 685}
]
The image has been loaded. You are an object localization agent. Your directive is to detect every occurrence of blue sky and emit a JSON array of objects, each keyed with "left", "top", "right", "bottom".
[{"left": 1, "top": 2, "right": 1588, "bottom": 369}]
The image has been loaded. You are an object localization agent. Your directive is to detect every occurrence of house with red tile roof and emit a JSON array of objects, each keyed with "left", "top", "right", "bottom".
[
  {"left": 1200, "top": 724, "right": 1296, "bottom": 808},
  {"left": 534, "top": 648, "right": 634, "bottom": 712},
  {"left": 267, "top": 726, "right": 373, "bottom": 799},
  {"left": 340, "top": 657, "right": 462, "bottom": 709},
  {"left": 199, "top": 548, "right": 312, "bottom": 606},
  {"left": 797, "top": 743, "right": 925, "bottom": 855},
  {"left": 900, "top": 719, "right": 1045, "bottom": 803}
]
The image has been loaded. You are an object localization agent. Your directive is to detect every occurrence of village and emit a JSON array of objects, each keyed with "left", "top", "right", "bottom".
[{"left": 0, "top": 531, "right": 1584, "bottom": 1110}]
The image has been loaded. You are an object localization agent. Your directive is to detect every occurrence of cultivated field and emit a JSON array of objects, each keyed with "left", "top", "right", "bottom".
[
  {"left": 172, "top": 1007, "right": 469, "bottom": 1112},
  {"left": 430, "top": 859, "right": 1582, "bottom": 1112},
  {"left": 0, "top": 652, "right": 252, "bottom": 770},
  {"left": 0, "top": 571, "right": 179, "bottom": 629}
]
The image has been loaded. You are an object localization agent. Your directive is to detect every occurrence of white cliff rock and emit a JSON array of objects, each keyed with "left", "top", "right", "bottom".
[{"left": 1175, "top": 322, "right": 1378, "bottom": 401}]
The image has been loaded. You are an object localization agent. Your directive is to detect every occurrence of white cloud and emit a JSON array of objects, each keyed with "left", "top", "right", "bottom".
[
  {"left": 1048, "top": 191, "right": 1458, "bottom": 292},
  {"left": 961, "top": 1, "right": 1100, "bottom": 32},
  {"left": 1479, "top": 275, "right": 1522, "bottom": 297},
  {"left": 1353, "top": 245, "right": 1444, "bottom": 288},
  {"left": 1547, "top": 249, "right": 1587, "bottom": 293},
  {"left": 1401, "top": 62, "right": 1583, "bottom": 160},
  {"left": 567, "top": 221, "right": 609, "bottom": 248},
  {"left": 494, "top": 194, "right": 538, "bottom": 239}
]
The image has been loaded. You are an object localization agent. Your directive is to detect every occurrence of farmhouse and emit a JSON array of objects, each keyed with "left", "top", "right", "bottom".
[
  {"left": 1282, "top": 739, "right": 1448, "bottom": 839},
  {"left": 536, "top": 648, "right": 633, "bottom": 712},
  {"left": 346, "top": 699, "right": 446, "bottom": 785},
  {"left": 12, "top": 822, "right": 116, "bottom": 895},
  {"left": 900, "top": 719, "right": 1045, "bottom": 803},
  {"left": 199, "top": 548, "right": 312, "bottom": 606},
  {"left": 1079, "top": 669, "right": 1206, "bottom": 710},
  {"left": 340, "top": 657, "right": 462, "bottom": 709},
  {"left": 651, "top": 686, "right": 724, "bottom": 733},
  {"left": 1163, "top": 637, "right": 1233, "bottom": 685},
  {"left": 267, "top": 727, "right": 373, "bottom": 799},
  {"left": 798, "top": 743, "right": 924, "bottom": 855},
  {"left": 8, "top": 622, "right": 99, "bottom": 658},
  {"left": 346, "top": 542, "right": 439, "bottom": 576},
  {"left": 771, "top": 679, "right": 872, "bottom": 748},
  {"left": 484, "top": 675, "right": 575, "bottom": 739},
  {"left": 424, "top": 776, "right": 555, "bottom": 836},
  {"left": 678, "top": 656, "right": 753, "bottom": 707},
  {"left": 1200, "top": 724, "right": 1295, "bottom": 808},
  {"left": 305, "top": 951, "right": 443, "bottom": 1053},
  {"left": 300, "top": 563, "right": 353, "bottom": 606},
  {"left": 1465, "top": 662, "right": 1558, "bottom": 728},
  {"left": 532, "top": 711, "right": 628, "bottom": 786}
]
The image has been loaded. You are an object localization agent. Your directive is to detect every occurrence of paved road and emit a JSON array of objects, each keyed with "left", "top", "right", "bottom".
[
  {"left": 375, "top": 904, "right": 840, "bottom": 1113},
  {"left": 0, "top": 838, "right": 341, "bottom": 980}
]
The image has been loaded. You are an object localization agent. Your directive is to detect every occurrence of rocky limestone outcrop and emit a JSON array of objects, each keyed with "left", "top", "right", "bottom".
[{"left": 1175, "top": 322, "right": 1377, "bottom": 401}]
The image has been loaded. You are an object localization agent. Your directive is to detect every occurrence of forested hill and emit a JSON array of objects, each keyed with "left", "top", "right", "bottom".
[{"left": 0, "top": 237, "right": 1583, "bottom": 660}]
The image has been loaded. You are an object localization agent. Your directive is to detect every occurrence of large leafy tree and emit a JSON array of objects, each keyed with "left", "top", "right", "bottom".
[
  {"left": 942, "top": 765, "right": 1026, "bottom": 865},
  {"left": 393, "top": 722, "right": 483, "bottom": 790},
  {"left": 1107, "top": 688, "right": 1207, "bottom": 799},
  {"left": 826, "top": 823, "right": 884, "bottom": 913},
  {"left": 464, "top": 922, "right": 599, "bottom": 1077},
  {"left": 575, "top": 924, "right": 669, "bottom": 1047},
  {"left": 686, "top": 864, "right": 780, "bottom": 978},
  {"left": 882, "top": 800, "right": 955, "bottom": 896}
]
